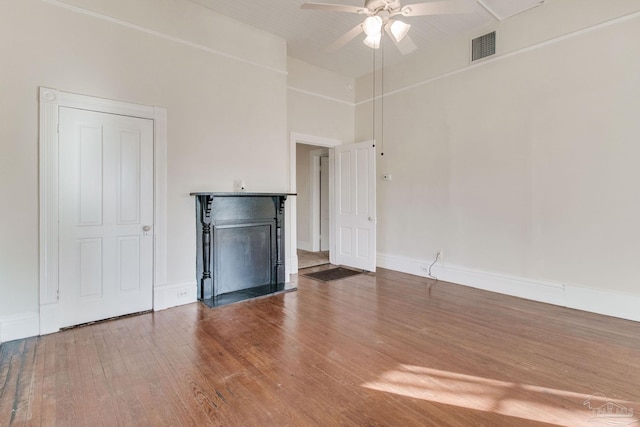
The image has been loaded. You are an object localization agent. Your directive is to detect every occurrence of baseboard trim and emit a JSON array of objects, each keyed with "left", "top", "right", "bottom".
[
  {"left": 154, "top": 282, "right": 197, "bottom": 311},
  {"left": 40, "top": 303, "right": 59, "bottom": 336},
  {"left": 288, "top": 255, "right": 299, "bottom": 276},
  {"left": 441, "top": 263, "right": 564, "bottom": 306},
  {"left": 564, "top": 284, "right": 640, "bottom": 322},
  {"left": 377, "top": 252, "right": 640, "bottom": 323},
  {"left": 6, "top": 256, "right": 635, "bottom": 345},
  {"left": 297, "top": 241, "right": 312, "bottom": 252},
  {"left": 1, "top": 283, "right": 198, "bottom": 344},
  {"left": 0, "top": 312, "right": 40, "bottom": 343}
]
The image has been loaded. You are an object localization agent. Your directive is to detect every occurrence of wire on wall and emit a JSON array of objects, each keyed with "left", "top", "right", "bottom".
[
  {"left": 427, "top": 252, "right": 439, "bottom": 284},
  {"left": 426, "top": 251, "right": 441, "bottom": 294}
]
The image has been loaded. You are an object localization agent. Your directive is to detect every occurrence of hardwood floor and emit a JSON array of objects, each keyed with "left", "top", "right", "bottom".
[{"left": 2, "top": 267, "right": 640, "bottom": 426}]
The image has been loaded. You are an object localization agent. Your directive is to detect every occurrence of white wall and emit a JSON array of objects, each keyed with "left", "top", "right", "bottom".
[
  {"left": 0, "top": 0, "right": 288, "bottom": 341},
  {"left": 287, "top": 57, "right": 355, "bottom": 144},
  {"left": 356, "top": 0, "right": 640, "bottom": 320}
]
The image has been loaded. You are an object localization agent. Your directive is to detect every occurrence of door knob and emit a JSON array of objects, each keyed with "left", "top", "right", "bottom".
[{"left": 143, "top": 225, "right": 152, "bottom": 236}]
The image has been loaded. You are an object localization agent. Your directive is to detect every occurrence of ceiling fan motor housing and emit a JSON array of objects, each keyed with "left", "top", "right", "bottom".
[{"left": 364, "top": 0, "right": 402, "bottom": 14}]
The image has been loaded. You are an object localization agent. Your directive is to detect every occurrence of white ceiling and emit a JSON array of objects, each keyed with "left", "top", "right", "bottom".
[{"left": 189, "top": 0, "right": 544, "bottom": 77}]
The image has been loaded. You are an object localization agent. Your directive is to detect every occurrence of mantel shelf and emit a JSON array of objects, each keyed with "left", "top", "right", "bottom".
[{"left": 190, "top": 192, "right": 296, "bottom": 197}]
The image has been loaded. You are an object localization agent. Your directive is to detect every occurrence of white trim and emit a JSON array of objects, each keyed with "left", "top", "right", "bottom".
[
  {"left": 58, "top": 91, "right": 156, "bottom": 117},
  {"left": 153, "top": 282, "right": 198, "bottom": 311},
  {"left": 377, "top": 252, "right": 439, "bottom": 281},
  {"left": 153, "top": 107, "right": 168, "bottom": 291},
  {"left": 440, "top": 263, "right": 564, "bottom": 306},
  {"left": 39, "top": 89, "right": 60, "bottom": 307},
  {"left": 377, "top": 252, "right": 640, "bottom": 323},
  {"left": 287, "top": 86, "right": 355, "bottom": 107},
  {"left": 38, "top": 87, "right": 168, "bottom": 336},
  {"left": 356, "top": 10, "right": 640, "bottom": 105},
  {"left": 41, "top": 0, "right": 286, "bottom": 76},
  {"left": 0, "top": 312, "right": 40, "bottom": 343},
  {"left": 39, "top": 303, "right": 59, "bottom": 336},
  {"left": 564, "top": 285, "right": 640, "bottom": 323},
  {"left": 309, "top": 154, "right": 320, "bottom": 252},
  {"left": 289, "top": 133, "right": 342, "bottom": 274},
  {"left": 288, "top": 255, "right": 299, "bottom": 275},
  {"left": 309, "top": 148, "right": 329, "bottom": 252}
]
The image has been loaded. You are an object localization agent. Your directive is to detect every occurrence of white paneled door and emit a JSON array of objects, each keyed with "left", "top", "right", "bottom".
[
  {"left": 334, "top": 141, "right": 376, "bottom": 272},
  {"left": 58, "top": 107, "right": 154, "bottom": 328}
]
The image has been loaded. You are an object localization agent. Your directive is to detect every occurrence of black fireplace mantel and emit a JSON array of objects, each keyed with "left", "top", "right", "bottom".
[{"left": 191, "top": 192, "right": 296, "bottom": 307}]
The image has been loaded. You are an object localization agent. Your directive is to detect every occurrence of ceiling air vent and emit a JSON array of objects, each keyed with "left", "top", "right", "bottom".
[{"left": 471, "top": 31, "right": 496, "bottom": 62}]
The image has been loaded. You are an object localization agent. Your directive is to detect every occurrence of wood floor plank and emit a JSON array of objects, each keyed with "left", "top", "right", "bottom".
[
  {"left": 22, "top": 338, "right": 46, "bottom": 427},
  {"left": 2, "top": 267, "right": 640, "bottom": 426},
  {"left": 0, "top": 341, "right": 24, "bottom": 424},
  {"left": 38, "top": 333, "right": 58, "bottom": 427}
]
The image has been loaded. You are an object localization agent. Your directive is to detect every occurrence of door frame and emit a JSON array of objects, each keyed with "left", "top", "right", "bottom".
[
  {"left": 309, "top": 148, "right": 329, "bottom": 252},
  {"left": 288, "top": 133, "right": 341, "bottom": 274},
  {"left": 38, "top": 87, "right": 167, "bottom": 335}
]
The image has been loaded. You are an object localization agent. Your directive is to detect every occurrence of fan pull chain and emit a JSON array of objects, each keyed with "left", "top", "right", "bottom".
[
  {"left": 380, "top": 35, "right": 384, "bottom": 157},
  {"left": 372, "top": 41, "right": 376, "bottom": 149}
]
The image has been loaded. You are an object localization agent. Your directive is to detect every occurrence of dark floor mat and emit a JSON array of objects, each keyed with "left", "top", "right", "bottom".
[{"left": 303, "top": 267, "right": 362, "bottom": 282}]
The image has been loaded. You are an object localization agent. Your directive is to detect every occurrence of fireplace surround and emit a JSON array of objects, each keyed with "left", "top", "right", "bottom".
[{"left": 191, "top": 192, "right": 295, "bottom": 307}]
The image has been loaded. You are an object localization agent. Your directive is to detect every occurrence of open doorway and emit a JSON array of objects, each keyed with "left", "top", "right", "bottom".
[
  {"left": 296, "top": 144, "right": 330, "bottom": 269},
  {"left": 288, "top": 134, "right": 376, "bottom": 274},
  {"left": 287, "top": 132, "right": 342, "bottom": 274}
]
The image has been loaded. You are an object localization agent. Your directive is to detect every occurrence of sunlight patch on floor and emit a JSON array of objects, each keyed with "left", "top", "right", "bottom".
[{"left": 361, "top": 364, "right": 640, "bottom": 425}]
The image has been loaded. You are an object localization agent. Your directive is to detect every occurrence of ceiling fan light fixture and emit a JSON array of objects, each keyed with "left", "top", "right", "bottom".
[
  {"left": 389, "top": 19, "right": 411, "bottom": 42},
  {"left": 363, "top": 33, "right": 381, "bottom": 49},
  {"left": 362, "top": 15, "right": 383, "bottom": 37}
]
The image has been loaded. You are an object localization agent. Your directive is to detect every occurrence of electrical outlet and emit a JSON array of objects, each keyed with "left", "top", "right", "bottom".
[{"left": 177, "top": 290, "right": 189, "bottom": 298}]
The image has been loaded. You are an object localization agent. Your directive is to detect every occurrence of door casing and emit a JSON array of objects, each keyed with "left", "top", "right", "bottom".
[
  {"left": 289, "top": 134, "right": 377, "bottom": 273},
  {"left": 289, "top": 133, "right": 341, "bottom": 273},
  {"left": 38, "top": 87, "right": 167, "bottom": 335},
  {"left": 309, "top": 148, "right": 329, "bottom": 252}
]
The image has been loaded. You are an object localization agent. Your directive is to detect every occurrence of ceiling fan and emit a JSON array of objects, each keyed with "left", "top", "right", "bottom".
[{"left": 301, "top": 0, "right": 475, "bottom": 54}]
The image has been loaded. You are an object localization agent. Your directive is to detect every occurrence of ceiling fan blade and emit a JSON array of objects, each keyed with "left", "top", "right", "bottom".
[
  {"left": 399, "top": 0, "right": 475, "bottom": 17},
  {"left": 384, "top": 24, "right": 417, "bottom": 55},
  {"left": 301, "top": 3, "right": 368, "bottom": 14},
  {"left": 326, "top": 24, "right": 365, "bottom": 53},
  {"left": 395, "top": 34, "right": 417, "bottom": 55}
]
